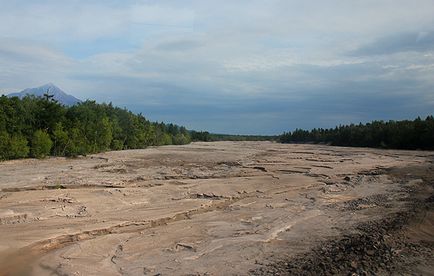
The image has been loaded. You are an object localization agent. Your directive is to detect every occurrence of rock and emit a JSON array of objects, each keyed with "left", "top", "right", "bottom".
[
  {"left": 253, "top": 166, "right": 267, "bottom": 172},
  {"left": 176, "top": 243, "right": 196, "bottom": 252},
  {"left": 350, "top": 260, "right": 358, "bottom": 269},
  {"left": 366, "top": 250, "right": 375, "bottom": 256}
]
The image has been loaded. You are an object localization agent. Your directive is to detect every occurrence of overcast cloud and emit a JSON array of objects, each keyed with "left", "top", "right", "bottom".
[{"left": 1, "top": 0, "right": 433, "bottom": 134}]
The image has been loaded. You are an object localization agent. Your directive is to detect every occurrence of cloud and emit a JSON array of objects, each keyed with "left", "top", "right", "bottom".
[
  {"left": 1, "top": 1, "right": 434, "bottom": 133},
  {"left": 155, "top": 39, "right": 203, "bottom": 52},
  {"left": 0, "top": 39, "right": 71, "bottom": 64},
  {"left": 0, "top": 1, "right": 195, "bottom": 40},
  {"left": 351, "top": 31, "right": 434, "bottom": 56}
]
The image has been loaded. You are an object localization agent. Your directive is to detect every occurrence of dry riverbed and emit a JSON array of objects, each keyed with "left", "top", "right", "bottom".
[{"left": 0, "top": 141, "right": 433, "bottom": 275}]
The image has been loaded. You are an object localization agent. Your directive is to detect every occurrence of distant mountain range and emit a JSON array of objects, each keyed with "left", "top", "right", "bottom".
[{"left": 7, "top": 83, "right": 81, "bottom": 106}]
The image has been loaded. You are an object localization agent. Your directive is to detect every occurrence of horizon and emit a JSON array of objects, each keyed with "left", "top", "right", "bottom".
[
  {"left": 1, "top": 1, "right": 434, "bottom": 135},
  {"left": 3, "top": 82, "right": 433, "bottom": 136}
]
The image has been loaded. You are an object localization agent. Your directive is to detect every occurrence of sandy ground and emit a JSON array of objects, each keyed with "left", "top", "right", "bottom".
[{"left": 0, "top": 141, "right": 433, "bottom": 275}]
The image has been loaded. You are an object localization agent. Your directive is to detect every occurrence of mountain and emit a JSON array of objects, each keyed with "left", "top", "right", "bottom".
[{"left": 7, "top": 83, "right": 81, "bottom": 106}]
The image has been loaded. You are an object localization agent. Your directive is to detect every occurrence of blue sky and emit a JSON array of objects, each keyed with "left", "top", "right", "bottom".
[{"left": 1, "top": 0, "right": 433, "bottom": 134}]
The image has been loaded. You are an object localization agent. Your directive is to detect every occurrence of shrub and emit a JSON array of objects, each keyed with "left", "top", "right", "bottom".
[
  {"left": 173, "top": 133, "right": 190, "bottom": 145},
  {"left": 0, "top": 132, "right": 29, "bottom": 159},
  {"left": 111, "top": 139, "right": 124, "bottom": 151},
  {"left": 64, "top": 128, "right": 87, "bottom": 157},
  {"left": 31, "top": 130, "right": 53, "bottom": 158},
  {"left": 9, "top": 134, "right": 29, "bottom": 159},
  {"left": 0, "top": 131, "right": 10, "bottom": 160}
]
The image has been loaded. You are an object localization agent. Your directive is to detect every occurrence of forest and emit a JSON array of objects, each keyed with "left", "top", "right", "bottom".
[
  {"left": 2, "top": 94, "right": 433, "bottom": 161},
  {"left": 279, "top": 116, "right": 434, "bottom": 150},
  {"left": 0, "top": 95, "right": 191, "bottom": 160},
  {"left": 190, "top": 131, "right": 276, "bottom": 142}
]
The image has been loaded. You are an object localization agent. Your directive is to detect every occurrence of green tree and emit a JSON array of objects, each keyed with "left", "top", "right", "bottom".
[
  {"left": 173, "top": 133, "right": 190, "bottom": 145},
  {"left": 98, "top": 117, "right": 113, "bottom": 151},
  {"left": 162, "top": 133, "right": 173, "bottom": 145},
  {"left": 0, "top": 131, "right": 10, "bottom": 160},
  {"left": 52, "top": 123, "right": 69, "bottom": 156},
  {"left": 9, "top": 134, "right": 30, "bottom": 159},
  {"left": 31, "top": 130, "right": 53, "bottom": 158},
  {"left": 65, "top": 128, "right": 88, "bottom": 157},
  {"left": 111, "top": 139, "right": 124, "bottom": 150}
]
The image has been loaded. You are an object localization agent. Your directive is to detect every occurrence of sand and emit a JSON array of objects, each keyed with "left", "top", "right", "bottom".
[{"left": 0, "top": 141, "right": 433, "bottom": 275}]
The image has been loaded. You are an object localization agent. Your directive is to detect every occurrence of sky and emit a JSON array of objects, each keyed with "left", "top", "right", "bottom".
[{"left": 0, "top": 0, "right": 433, "bottom": 135}]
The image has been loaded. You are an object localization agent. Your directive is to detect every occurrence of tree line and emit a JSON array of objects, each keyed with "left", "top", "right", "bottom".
[
  {"left": 279, "top": 116, "right": 434, "bottom": 150},
  {"left": 190, "top": 131, "right": 276, "bottom": 142},
  {"left": 0, "top": 95, "right": 191, "bottom": 160}
]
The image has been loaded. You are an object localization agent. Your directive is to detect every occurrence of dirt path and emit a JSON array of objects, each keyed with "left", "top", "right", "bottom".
[{"left": 0, "top": 142, "right": 433, "bottom": 275}]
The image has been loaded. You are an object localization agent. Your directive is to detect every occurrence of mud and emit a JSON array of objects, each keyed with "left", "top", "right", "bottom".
[{"left": 0, "top": 142, "right": 433, "bottom": 275}]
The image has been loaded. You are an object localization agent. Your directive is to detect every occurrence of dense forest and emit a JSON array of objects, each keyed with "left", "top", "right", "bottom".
[
  {"left": 279, "top": 116, "right": 434, "bottom": 150},
  {"left": 0, "top": 94, "right": 191, "bottom": 160},
  {"left": 190, "top": 131, "right": 276, "bottom": 142},
  {"left": 3, "top": 94, "right": 432, "bottom": 161}
]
